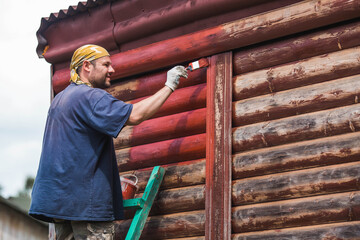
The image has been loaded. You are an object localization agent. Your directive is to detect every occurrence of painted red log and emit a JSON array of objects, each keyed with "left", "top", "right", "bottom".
[
  {"left": 233, "top": 73, "right": 360, "bottom": 127},
  {"left": 129, "top": 83, "right": 207, "bottom": 119},
  {"left": 232, "top": 221, "right": 360, "bottom": 240},
  {"left": 111, "top": 0, "right": 269, "bottom": 46},
  {"left": 109, "top": 0, "right": 360, "bottom": 79},
  {"left": 107, "top": 68, "right": 206, "bottom": 102},
  {"left": 118, "top": 0, "right": 301, "bottom": 53},
  {"left": 233, "top": 20, "right": 360, "bottom": 75},
  {"left": 115, "top": 108, "right": 206, "bottom": 149},
  {"left": 232, "top": 131, "right": 360, "bottom": 179},
  {"left": 232, "top": 104, "right": 360, "bottom": 153},
  {"left": 120, "top": 159, "right": 206, "bottom": 191},
  {"left": 232, "top": 161, "right": 360, "bottom": 206},
  {"left": 51, "top": 0, "right": 360, "bottom": 93},
  {"left": 233, "top": 46, "right": 360, "bottom": 101},
  {"left": 205, "top": 52, "right": 232, "bottom": 240},
  {"left": 116, "top": 133, "right": 206, "bottom": 172},
  {"left": 115, "top": 210, "right": 205, "bottom": 239},
  {"left": 232, "top": 191, "right": 360, "bottom": 233},
  {"left": 39, "top": 0, "right": 277, "bottom": 62}
]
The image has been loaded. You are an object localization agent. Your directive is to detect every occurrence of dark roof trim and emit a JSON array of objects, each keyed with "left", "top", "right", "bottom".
[{"left": 36, "top": 0, "right": 113, "bottom": 58}]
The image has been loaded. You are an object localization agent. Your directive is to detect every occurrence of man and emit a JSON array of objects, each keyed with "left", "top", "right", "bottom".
[{"left": 29, "top": 44, "right": 188, "bottom": 239}]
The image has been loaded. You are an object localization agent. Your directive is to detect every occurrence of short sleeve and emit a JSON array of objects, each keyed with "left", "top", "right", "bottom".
[{"left": 89, "top": 92, "right": 133, "bottom": 137}]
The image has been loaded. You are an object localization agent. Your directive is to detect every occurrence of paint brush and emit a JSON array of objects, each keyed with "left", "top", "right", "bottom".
[{"left": 186, "top": 58, "right": 209, "bottom": 71}]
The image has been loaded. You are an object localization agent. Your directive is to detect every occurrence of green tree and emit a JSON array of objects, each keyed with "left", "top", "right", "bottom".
[{"left": 8, "top": 176, "right": 35, "bottom": 212}]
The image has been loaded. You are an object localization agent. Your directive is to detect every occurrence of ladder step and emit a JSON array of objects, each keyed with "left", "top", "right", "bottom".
[{"left": 123, "top": 198, "right": 145, "bottom": 209}]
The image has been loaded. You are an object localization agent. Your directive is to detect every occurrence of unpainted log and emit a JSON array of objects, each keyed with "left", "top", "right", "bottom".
[
  {"left": 116, "top": 133, "right": 206, "bottom": 171},
  {"left": 51, "top": 0, "right": 360, "bottom": 94},
  {"left": 232, "top": 161, "right": 360, "bottom": 206},
  {"left": 115, "top": 210, "right": 205, "bottom": 239},
  {"left": 150, "top": 185, "right": 205, "bottom": 216},
  {"left": 233, "top": 46, "right": 360, "bottom": 101},
  {"left": 167, "top": 237, "right": 205, "bottom": 240},
  {"left": 233, "top": 20, "right": 360, "bottom": 75},
  {"left": 233, "top": 73, "right": 360, "bottom": 127},
  {"left": 232, "top": 104, "right": 360, "bottom": 153},
  {"left": 232, "top": 191, "right": 360, "bottom": 233},
  {"left": 107, "top": 68, "right": 206, "bottom": 102},
  {"left": 120, "top": 159, "right": 206, "bottom": 191},
  {"left": 115, "top": 108, "right": 206, "bottom": 149},
  {"left": 232, "top": 131, "right": 360, "bottom": 179},
  {"left": 124, "top": 184, "right": 205, "bottom": 219},
  {"left": 232, "top": 221, "right": 360, "bottom": 240}
]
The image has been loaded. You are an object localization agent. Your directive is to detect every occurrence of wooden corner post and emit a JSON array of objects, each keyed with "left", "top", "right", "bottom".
[{"left": 205, "top": 52, "right": 232, "bottom": 240}]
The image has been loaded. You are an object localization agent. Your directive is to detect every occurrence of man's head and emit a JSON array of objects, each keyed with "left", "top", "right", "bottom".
[{"left": 70, "top": 44, "right": 115, "bottom": 89}]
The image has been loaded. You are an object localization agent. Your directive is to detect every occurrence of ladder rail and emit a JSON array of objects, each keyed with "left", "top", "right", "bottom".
[{"left": 122, "top": 166, "right": 165, "bottom": 240}]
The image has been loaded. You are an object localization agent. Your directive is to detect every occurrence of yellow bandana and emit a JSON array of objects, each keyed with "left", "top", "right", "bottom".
[{"left": 70, "top": 44, "right": 110, "bottom": 87}]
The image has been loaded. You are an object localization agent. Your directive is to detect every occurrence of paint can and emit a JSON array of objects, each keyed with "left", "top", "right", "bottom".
[{"left": 120, "top": 174, "right": 138, "bottom": 200}]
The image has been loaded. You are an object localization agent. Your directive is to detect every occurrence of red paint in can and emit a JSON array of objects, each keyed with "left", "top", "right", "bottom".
[{"left": 120, "top": 174, "right": 138, "bottom": 200}]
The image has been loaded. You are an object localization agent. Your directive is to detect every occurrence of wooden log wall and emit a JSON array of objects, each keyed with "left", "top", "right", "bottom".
[
  {"left": 110, "top": 3, "right": 360, "bottom": 239},
  {"left": 112, "top": 66, "right": 207, "bottom": 239},
  {"left": 231, "top": 17, "right": 360, "bottom": 238}
]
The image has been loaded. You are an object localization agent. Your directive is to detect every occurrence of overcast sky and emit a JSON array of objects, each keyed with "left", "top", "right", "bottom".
[{"left": 0, "top": 0, "right": 81, "bottom": 197}]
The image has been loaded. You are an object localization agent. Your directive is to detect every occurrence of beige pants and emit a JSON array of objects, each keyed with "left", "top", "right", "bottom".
[{"left": 52, "top": 220, "right": 114, "bottom": 240}]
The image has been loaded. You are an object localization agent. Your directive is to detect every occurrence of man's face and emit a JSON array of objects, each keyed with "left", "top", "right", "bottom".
[{"left": 88, "top": 56, "right": 115, "bottom": 89}]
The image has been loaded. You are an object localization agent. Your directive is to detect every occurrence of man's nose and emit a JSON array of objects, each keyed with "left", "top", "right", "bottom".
[{"left": 109, "top": 65, "right": 115, "bottom": 73}]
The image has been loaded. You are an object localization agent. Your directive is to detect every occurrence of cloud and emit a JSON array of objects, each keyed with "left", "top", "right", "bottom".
[{"left": 0, "top": 0, "right": 80, "bottom": 197}]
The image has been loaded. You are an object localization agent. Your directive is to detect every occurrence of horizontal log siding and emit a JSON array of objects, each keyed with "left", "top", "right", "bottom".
[
  {"left": 121, "top": 159, "right": 206, "bottom": 192},
  {"left": 232, "top": 221, "right": 360, "bottom": 240},
  {"left": 233, "top": 46, "right": 360, "bottom": 101},
  {"left": 233, "top": 19, "right": 360, "bottom": 75},
  {"left": 108, "top": 68, "right": 207, "bottom": 102},
  {"left": 232, "top": 161, "right": 360, "bottom": 205},
  {"left": 51, "top": 0, "right": 360, "bottom": 94},
  {"left": 231, "top": 20, "right": 360, "bottom": 237},
  {"left": 232, "top": 103, "right": 360, "bottom": 153},
  {"left": 232, "top": 131, "right": 360, "bottom": 179},
  {"left": 112, "top": 61, "right": 207, "bottom": 238},
  {"left": 233, "top": 73, "right": 360, "bottom": 127},
  {"left": 232, "top": 191, "right": 360, "bottom": 233},
  {"left": 115, "top": 210, "right": 205, "bottom": 240},
  {"left": 115, "top": 108, "right": 206, "bottom": 149}
]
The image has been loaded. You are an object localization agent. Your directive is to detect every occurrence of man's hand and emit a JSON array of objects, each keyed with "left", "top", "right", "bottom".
[{"left": 165, "top": 66, "right": 188, "bottom": 91}]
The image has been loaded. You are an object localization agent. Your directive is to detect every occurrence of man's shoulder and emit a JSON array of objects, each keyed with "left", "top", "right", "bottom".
[{"left": 64, "top": 83, "right": 108, "bottom": 99}]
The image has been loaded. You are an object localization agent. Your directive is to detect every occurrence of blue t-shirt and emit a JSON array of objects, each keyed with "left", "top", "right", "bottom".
[{"left": 29, "top": 83, "right": 133, "bottom": 222}]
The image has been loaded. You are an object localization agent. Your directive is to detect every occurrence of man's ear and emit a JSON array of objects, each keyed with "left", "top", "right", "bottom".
[{"left": 82, "top": 60, "right": 92, "bottom": 72}]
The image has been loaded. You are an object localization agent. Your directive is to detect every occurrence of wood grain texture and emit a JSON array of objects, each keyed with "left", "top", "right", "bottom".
[
  {"left": 232, "top": 191, "right": 360, "bottom": 233},
  {"left": 120, "top": 159, "right": 206, "bottom": 192},
  {"left": 115, "top": 108, "right": 206, "bottom": 149},
  {"left": 132, "top": 83, "right": 206, "bottom": 119},
  {"left": 107, "top": 68, "right": 206, "bottom": 102},
  {"left": 232, "top": 221, "right": 360, "bottom": 240},
  {"left": 233, "top": 73, "right": 360, "bottom": 127},
  {"left": 233, "top": 46, "right": 360, "bottom": 101},
  {"left": 232, "top": 161, "right": 360, "bottom": 205},
  {"left": 117, "top": 134, "right": 206, "bottom": 171},
  {"left": 232, "top": 104, "right": 360, "bottom": 153},
  {"left": 115, "top": 210, "right": 205, "bottom": 239},
  {"left": 233, "top": 131, "right": 360, "bottom": 179},
  {"left": 205, "top": 53, "right": 232, "bottom": 240},
  {"left": 233, "top": 19, "right": 360, "bottom": 75},
  {"left": 52, "top": 0, "right": 360, "bottom": 94}
]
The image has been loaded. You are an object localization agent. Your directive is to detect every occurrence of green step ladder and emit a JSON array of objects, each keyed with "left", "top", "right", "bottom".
[{"left": 122, "top": 166, "right": 165, "bottom": 240}]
